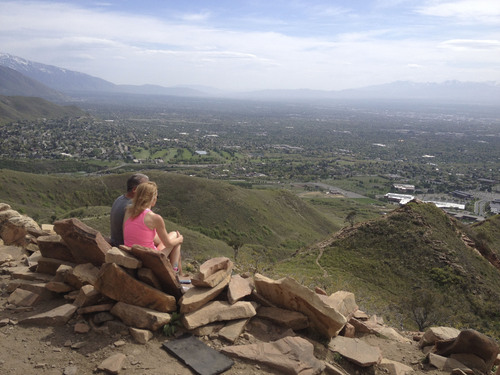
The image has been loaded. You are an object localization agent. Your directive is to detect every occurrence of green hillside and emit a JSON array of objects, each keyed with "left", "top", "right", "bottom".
[
  {"left": 0, "top": 95, "right": 84, "bottom": 124},
  {"left": 470, "top": 215, "right": 500, "bottom": 256},
  {"left": 274, "top": 201, "right": 500, "bottom": 338},
  {"left": 0, "top": 169, "right": 338, "bottom": 265}
]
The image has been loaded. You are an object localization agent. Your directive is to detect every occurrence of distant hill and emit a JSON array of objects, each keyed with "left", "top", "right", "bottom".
[
  {"left": 242, "top": 81, "right": 500, "bottom": 105},
  {"left": 0, "top": 66, "right": 67, "bottom": 101},
  {"left": 0, "top": 53, "right": 206, "bottom": 97},
  {"left": 275, "top": 200, "right": 500, "bottom": 336},
  {"left": 2, "top": 52, "right": 499, "bottom": 104},
  {"left": 0, "top": 95, "right": 85, "bottom": 124},
  {"left": 0, "top": 53, "right": 115, "bottom": 93}
]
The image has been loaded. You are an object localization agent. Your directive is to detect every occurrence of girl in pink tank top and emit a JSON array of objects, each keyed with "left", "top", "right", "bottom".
[
  {"left": 122, "top": 181, "right": 185, "bottom": 275},
  {"left": 123, "top": 208, "right": 156, "bottom": 249}
]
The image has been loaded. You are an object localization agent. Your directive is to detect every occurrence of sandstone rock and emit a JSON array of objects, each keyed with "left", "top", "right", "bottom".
[
  {"left": 0, "top": 245, "right": 27, "bottom": 264},
  {"left": 9, "top": 266, "right": 53, "bottom": 282},
  {"left": 37, "top": 235, "right": 76, "bottom": 262},
  {"left": 219, "top": 318, "right": 249, "bottom": 343},
  {"left": 348, "top": 317, "right": 377, "bottom": 334},
  {"left": 110, "top": 301, "right": 171, "bottom": 331},
  {"left": 137, "top": 267, "right": 162, "bottom": 289},
  {"left": 41, "top": 224, "right": 55, "bottom": 234},
  {"left": 372, "top": 326, "right": 412, "bottom": 344},
  {"left": 322, "top": 291, "right": 358, "bottom": 319},
  {"left": 72, "top": 263, "right": 100, "bottom": 286},
  {"left": 36, "top": 257, "right": 75, "bottom": 275},
  {"left": 46, "top": 281, "right": 74, "bottom": 293},
  {"left": 74, "top": 285, "right": 102, "bottom": 307},
  {"left": 74, "top": 322, "right": 90, "bottom": 333},
  {"left": 257, "top": 306, "right": 309, "bottom": 331},
  {"left": 96, "top": 262, "right": 177, "bottom": 312},
  {"left": 77, "top": 303, "right": 114, "bottom": 315},
  {"left": 54, "top": 218, "right": 110, "bottom": 266},
  {"left": 123, "top": 245, "right": 181, "bottom": 299},
  {"left": 434, "top": 329, "right": 499, "bottom": 372},
  {"left": 0, "top": 210, "right": 41, "bottom": 246},
  {"left": 353, "top": 310, "right": 369, "bottom": 320},
  {"left": 97, "top": 353, "right": 126, "bottom": 375},
  {"left": 20, "top": 303, "right": 77, "bottom": 326},
  {"left": 56, "top": 264, "right": 83, "bottom": 289},
  {"left": 195, "top": 256, "right": 233, "bottom": 281},
  {"left": 27, "top": 251, "right": 42, "bottom": 270},
  {"left": 227, "top": 274, "right": 252, "bottom": 304},
  {"left": 105, "top": 247, "right": 142, "bottom": 269},
  {"left": 427, "top": 353, "right": 472, "bottom": 373},
  {"left": 450, "top": 353, "right": 487, "bottom": 374},
  {"left": 192, "top": 267, "right": 232, "bottom": 288},
  {"left": 315, "top": 286, "right": 328, "bottom": 296},
  {"left": 222, "top": 335, "right": 325, "bottom": 375},
  {"left": 419, "top": 326, "right": 461, "bottom": 348},
  {"left": 379, "top": 358, "right": 414, "bottom": 375},
  {"left": 8, "top": 288, "right": 42, "bottom": 307},
  {"left": 342, "top": 322, "right": 355, "bottom": 338},
  {"left": 129, "top": 327, "right": 153, "bottom": 344},
  {"left": 182, "top": 300, "right": 257, "bottom": 330},
  {"left": 324, "top": 361, "right": 349, "bottom": 375},
  {"left": 254, "top": 273, "right": 346, "bottom": 338},
  {"left": 328, "top": 336, "right": 382, "bottom": 367},
  {"left": 179, "top": 274, "right": 231, "bottom": 314}
]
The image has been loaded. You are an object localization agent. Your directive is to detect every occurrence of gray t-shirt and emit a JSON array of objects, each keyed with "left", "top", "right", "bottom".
[{"left": 110, "top": 194, "right": 131, "bottom": 247}]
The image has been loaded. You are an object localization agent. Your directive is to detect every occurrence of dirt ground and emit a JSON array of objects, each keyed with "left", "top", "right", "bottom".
[{"left": 0, "top": 269, "right": 447, "bottom": 375}]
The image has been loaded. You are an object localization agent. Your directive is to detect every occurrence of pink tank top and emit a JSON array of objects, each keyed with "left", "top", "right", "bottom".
[{"left": 123, "top": 209, "right": 157, "bottom": 250}]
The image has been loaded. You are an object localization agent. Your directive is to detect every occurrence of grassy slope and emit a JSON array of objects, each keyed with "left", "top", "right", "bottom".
[
  {"left": 274, "top": 201, "right": 500, "bottom": 337},
  {"left": 470, "top": 215, "right": 500, "bottom": 256},
  {"left": 0, "top": 95, "right": 84, "bottom": 124},
  {"left": 0, "top": 169, "right": 338, "bottom": 264}
]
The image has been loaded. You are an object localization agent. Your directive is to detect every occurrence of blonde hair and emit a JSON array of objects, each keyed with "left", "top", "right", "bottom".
[{"left": 127, "top": 181, "right": 157, "bottom": 219}]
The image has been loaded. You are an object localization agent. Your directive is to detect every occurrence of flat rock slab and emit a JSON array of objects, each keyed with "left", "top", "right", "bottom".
[
  {"left": 105, "top": 246, "right": 142, "bottom": 269},
  {"left": 322, "top": 291, "right": 358, "bottom": 319},
  {"left": 124, "top": 245, "right": 181, "bottom": 299},
  {"left": 257, "top": 306, "right": 309, "bottom": 331},
  {"left": 254, "top": 273, "right": 346, "bottom": 338},
  {"left": 222, "top": 335, "right": 325, "bottom": 375},
  {"left": 111, "top": 301, "right": 171, "bottom": 331},
  {"left": 227, "top": 274, "right": 252, "bottom": 304},
  {"left": 419, "top": 326, "right": 461, "bottom": 348},
  {"left": 37, "top": 235, "right": 75, "bottom": 262},
  {"left": 97, "top": 353, "right": 127, "bottom": 375},
  {"left": 20, "top": 303, "right": 77, "bottom": 326},
  {"left": 54, "top": 218, "right": 110, "bottom": 266},
  {"left": 163, "top": 334, "right": 234, "bottom": 375},
  {"left": 95, "top": 262, "right": 177, "bottom": 313},
  {"left": 329, "top": 336, "right": 382, "bottom": 367},
  {"left": 181, "top": 300, "right": 257, "bottom": 330},
  {"left": 218, "top": 318, "right": 249, "bottom": 343},
  {"left": 179, "top": 274, "right": 231, "bottom": 314}
]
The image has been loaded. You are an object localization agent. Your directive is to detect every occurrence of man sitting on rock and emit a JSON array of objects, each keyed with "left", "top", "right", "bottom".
[{"left": 109, "top": 173, "right": 149, "bottom": 247}]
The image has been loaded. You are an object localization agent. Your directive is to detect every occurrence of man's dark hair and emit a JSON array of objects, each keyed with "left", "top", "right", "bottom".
[{"left": 126, "top": 173, "right": 149, "bottom": 192}]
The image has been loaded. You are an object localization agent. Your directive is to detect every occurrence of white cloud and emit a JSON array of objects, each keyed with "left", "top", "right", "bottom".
[
  {"left": 416, "top": 0, "right": 500, "bottom": 23},
  {"left": 440, "top": 39, "right": 500, "bottom": 51}
]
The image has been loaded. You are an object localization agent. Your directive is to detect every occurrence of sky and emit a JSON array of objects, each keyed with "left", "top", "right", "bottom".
[{"left": 0, "top": 0, "right": 499, "bottom": 91}]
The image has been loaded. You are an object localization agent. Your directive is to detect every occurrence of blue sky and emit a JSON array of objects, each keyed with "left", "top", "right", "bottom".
[{"left": 1, "top": 0, "right": 499, "bottom": 91}]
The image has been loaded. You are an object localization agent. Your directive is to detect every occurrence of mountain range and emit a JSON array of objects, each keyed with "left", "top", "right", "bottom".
[{"left": 1, "top": 52, "right": 499, "bottom": 104}]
